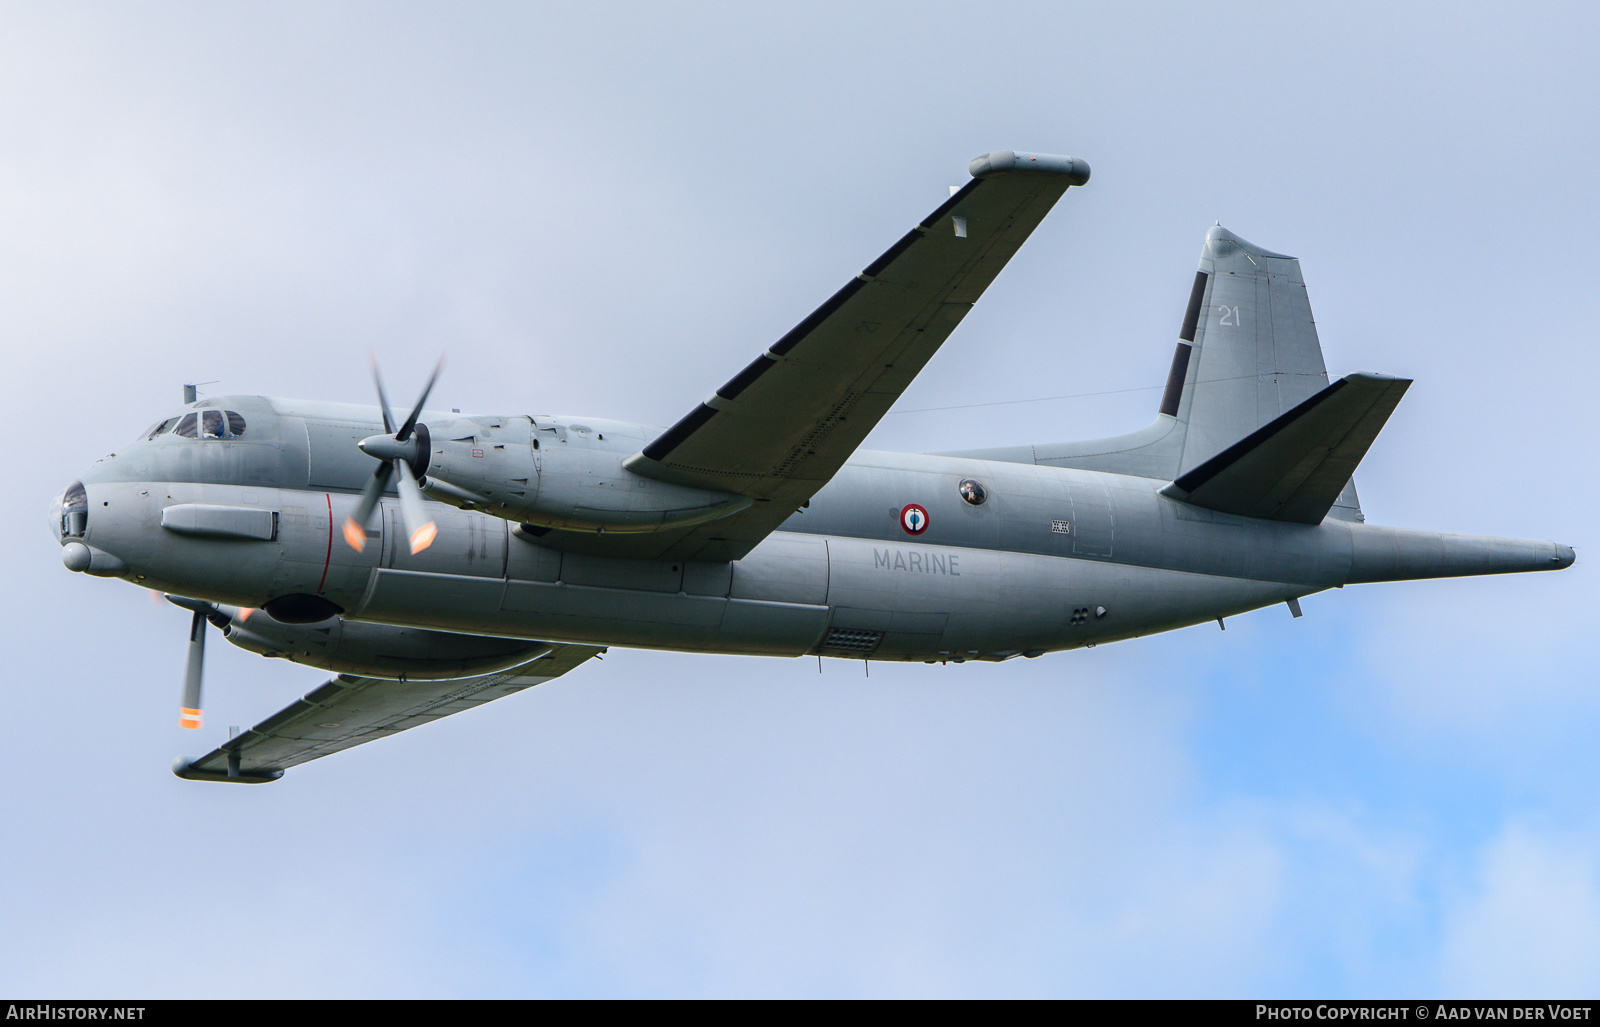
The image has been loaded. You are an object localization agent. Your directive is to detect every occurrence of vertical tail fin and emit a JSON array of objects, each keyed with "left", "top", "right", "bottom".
[
  {"left": 1171, "top": 227, "right": 1332, "bottom": 470},
  {"left": 978, "top": 225, "right": 1364, "bottom": 522},
  {"left": 1167, "top": 226, "right": 1362, "bottom": 520}
]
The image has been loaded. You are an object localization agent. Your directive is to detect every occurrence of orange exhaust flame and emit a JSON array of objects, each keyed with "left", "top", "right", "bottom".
[
  {"left": 342, "top": 517, "right": 367, "bottom": 552},
  {"left": 409, "top": 521, "right": 437, "bottom": 554}
]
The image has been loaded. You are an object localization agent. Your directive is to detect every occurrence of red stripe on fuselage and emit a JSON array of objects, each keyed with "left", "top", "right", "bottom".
[{"left": 317, "top": 492, "right": 333, "bottom": 593}]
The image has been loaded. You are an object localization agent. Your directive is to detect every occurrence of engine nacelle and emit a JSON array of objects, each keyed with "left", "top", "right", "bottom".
[
  {"left": 421, "top": 415, "right": 749, "bottom": 533},
  {"left": 220, "top": 610, "right": 547, "bottom": 680}
]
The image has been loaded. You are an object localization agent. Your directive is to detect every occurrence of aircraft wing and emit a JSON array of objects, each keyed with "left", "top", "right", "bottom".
[
  {"left": 618, "top": 150, "right": 1089, "bottom": 562},
  {"left": 172, "top": 642, "right": 604, "bottom": 783}
]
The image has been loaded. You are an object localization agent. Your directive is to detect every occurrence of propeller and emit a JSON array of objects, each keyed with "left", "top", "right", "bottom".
[
  {"left": 167, "top": 595, "right": 229, "bottom": 730},
  {"left": 181, "top": 609, "right": 205, "bottom": 729},
  {"left": 343, "top": 354, "right": 443, "bottom": 555}
]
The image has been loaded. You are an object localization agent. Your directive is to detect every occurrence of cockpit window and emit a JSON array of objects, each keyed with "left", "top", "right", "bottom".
[
  {"left": 144, "top": 417, "right": 177, "bottom": 441},
  {"left": 166, "top": 409, "right": 245, "bottom": 440},
  {"left": 60, "top": 481, "right": 87, "bottom": 538}
]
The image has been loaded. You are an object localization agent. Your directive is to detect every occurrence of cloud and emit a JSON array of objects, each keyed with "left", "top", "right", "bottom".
[{"left": 1439, "top": 827, "right": 1600, "bottom": 997}]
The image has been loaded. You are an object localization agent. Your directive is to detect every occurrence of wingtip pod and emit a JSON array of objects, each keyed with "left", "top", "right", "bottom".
[
  {"left": 170, "top": 756, "right": 283, "bottom": 784},
  {"left": 969, "top": 150, "right": 1090, "bottom": 185}
]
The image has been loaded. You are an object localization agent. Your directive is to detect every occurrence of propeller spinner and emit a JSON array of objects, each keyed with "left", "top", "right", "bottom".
[{"left": 344, "top": 355, "right": 443, "bottom": 555}]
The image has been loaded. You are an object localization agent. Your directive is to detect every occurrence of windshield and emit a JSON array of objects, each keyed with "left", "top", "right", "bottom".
[
  {"left": 144, "top": 417, "right": 177, "bottom": 440},
  {"left": 166, "top": 410, "right": 245, "bottom": 440}
]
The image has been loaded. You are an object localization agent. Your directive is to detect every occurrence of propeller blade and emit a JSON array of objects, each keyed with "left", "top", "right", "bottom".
[
  {"left": 369, "top": 351, "right": 396, "bottom": 436},
  {"left": 180, "top": 609, "right": 206, "bottom": 730},
  {"left": 343, "top": 461, "right": 394, "bottom": 552},
  {"left": 393, "top": 458, "right": 438, "bottom": 554},
  {"left": 394, "top": 355, "right": 444, "bottom": 443},
  {"left": 353, "top": 353, "right": 443, "bottom": 552}
]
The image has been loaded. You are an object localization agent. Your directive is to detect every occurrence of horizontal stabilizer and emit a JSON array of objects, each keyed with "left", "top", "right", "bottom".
[{"left": 1159, "top": 373, "right": 1411, "bottom": 524}]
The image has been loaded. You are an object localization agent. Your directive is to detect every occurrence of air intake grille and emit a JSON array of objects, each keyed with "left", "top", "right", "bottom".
[{"left": 822, "top": 628, "right": 884, "bottom": 653}]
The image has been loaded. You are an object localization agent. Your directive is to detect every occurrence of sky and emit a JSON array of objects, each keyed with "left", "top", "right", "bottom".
[{"left": 2, "top": 1, "right": 1597, "bottom": 997}]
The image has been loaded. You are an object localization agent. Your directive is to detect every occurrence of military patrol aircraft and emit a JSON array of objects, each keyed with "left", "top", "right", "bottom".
[{"left": 53, "top": 150, "right": 1574, "bottom": 783}]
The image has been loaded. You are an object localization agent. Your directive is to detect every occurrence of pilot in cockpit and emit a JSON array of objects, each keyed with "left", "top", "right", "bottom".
[{"left": 141, "top": 409, "right": 247, "bottom": 441}]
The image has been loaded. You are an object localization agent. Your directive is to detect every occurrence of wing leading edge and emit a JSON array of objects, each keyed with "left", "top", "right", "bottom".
[
  {"left": 617, "top": 150, "right": 1089, "bottom": 562},
  {"left": 172, "top": 642, "right": 604, "bottom": 783}
]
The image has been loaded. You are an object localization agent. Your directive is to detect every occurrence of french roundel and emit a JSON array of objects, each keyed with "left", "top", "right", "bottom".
[{"left": 900, "top": 503, "right": 929, "bottom": 535}]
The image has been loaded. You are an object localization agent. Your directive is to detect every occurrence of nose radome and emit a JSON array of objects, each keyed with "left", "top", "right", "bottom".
[
  {"left": 60, "top": 541, "right": 127, "bottom": 577},
  {"left": 62, "top": 541, "right": 92, "bottom": 572}
]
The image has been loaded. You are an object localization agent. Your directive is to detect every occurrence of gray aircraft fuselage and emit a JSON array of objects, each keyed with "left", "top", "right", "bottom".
[
  {"left": 53, "top": 149, "right": 1578, "bottom": 785},
  {"left": 60, "top": 394, "right": 1574, "bottom": 665}
]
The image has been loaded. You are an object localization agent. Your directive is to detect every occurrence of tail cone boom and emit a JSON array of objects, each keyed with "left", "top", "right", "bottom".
[{"left": 1344, "top": 526, "right": 1574, "bottom": 583}]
